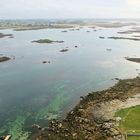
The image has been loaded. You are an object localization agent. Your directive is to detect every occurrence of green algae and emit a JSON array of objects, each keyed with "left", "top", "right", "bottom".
[
  {"left": 0, "top": 113, "right": 31, "bottom": 140},
  {"left": 8, "top": 115, "right": 29, "bottom": 140},
  {"left": 35, "top": 92, "right": 70, "bottom": 121}
]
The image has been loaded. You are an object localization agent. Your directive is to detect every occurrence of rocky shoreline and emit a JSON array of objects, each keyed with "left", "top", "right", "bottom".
[{"left": 31, "top": 77, "right": 140, "bottom": 140}]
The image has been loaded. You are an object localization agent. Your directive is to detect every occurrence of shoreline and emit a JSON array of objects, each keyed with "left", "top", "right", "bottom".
[{"left": 31, "top": 76, "right": 140, "bottom": 140}]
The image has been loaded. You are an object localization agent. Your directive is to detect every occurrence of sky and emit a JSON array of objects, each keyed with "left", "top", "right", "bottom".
[{"left": 0, "top": 0, "right": 140, "bottom": 19}]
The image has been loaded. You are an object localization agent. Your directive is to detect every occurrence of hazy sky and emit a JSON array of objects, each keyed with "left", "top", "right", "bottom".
[{"left": 0, "top": 0, "right": 140, "bottom": 19}]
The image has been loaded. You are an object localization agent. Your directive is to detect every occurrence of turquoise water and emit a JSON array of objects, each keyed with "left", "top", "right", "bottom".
[{"left": 0, "top": 26, "right": 140, "bottom": 139}]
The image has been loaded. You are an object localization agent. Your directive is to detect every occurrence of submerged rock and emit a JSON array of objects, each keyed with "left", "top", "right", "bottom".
[
  {"left": 59, "top": 48, "right": 69, "bottom": 52},
  {"left": 99, "top": 36, "right": 105, "bottom": 39},
  {"left": 61, "top": 30, "right": 68, "bottom": 32},
  {"left": 106, "top": 48, "right": 112, "bottom": 51}
]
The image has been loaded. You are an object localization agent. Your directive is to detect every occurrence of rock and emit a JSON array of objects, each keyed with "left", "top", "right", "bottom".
[
  {"left": 58, "top": 123, "right": 62, "bottom": 128},
  {"left": 126, "top": 82, "right": 135, "bottom": 86},
  {"left": 0, "top": 56, "right": 10, "bottom": 62},
  {"left": 109, "top": 128, "right": 120, "bottom": 136},
  {"left": 80, "top": 96, "right": 84, "bottom": 100},
  {"left": 115, "top": 117, "right": 122, "bottom": 122},
  {"left": 78, "top": 109, "right": 85, "bottom": 115},
  {"left": 4, "top": 135, "right": 12, "bottom": 140},
  {"left": 42, "top": 61, "right": 51, "bottom": 64},
  {"left": 32, "top": 124, "right": 42, "bottom": 130},
  {"left": 72, "top": 133, "right": 77, "bottom": 137},
  {"left": 60, "top": 48, "right": 69, "bottom": 52},
  {"left": 65, "top": 134, "right": 68, "bottom": 137},
  {"left": 42, "top": 61, "right": 47, "bottom": 63},
  {"left": 102, "top": 123, "right": 113, "bottom": 129},
  {"left": 114, "top": 78, "right": 120, "bottom": 80},
  {"left": 70, "top": 111, "right": 74, "bottom": 114}
]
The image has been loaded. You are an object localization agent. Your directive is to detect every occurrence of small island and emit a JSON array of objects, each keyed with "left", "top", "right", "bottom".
[
  {"left": 125, "top": 57, "right": 140, "bottom": 63},
  {"left": 32, "top": 39, "right": 64, "bottom": 44},
  {"left": 0, "top": 56, "right": 10, "bottom": 62},
  {"left": 0, "top": 33, "right": 13, "bottom": 38},
  {"left": 108, "top": 36, "right": 140, "bottom": 41},
  {"left": 118, "top": 30, "right": 140, "bottom": 34},
  {"left": 61, "top": 30, "right": 68, "bottom": 32}
]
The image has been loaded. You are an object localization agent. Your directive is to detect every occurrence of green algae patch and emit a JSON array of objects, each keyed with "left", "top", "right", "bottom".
[
  {"left": 8, "top": 115, "right": 30, "bottom": 140},
  {"left": 0, "top": 113, "right": 32, "bottom": 140},
  {"left": 35, "top": 92, "right": 70, "bottom": 121}
]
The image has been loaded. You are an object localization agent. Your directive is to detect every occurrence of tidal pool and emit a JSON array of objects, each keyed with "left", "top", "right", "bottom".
[{"left": 0, "top": 26, "right": 140, "bottom": 139}]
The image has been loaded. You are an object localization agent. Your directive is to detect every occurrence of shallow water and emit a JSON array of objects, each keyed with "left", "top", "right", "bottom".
[{"left": 0, "top": 26, "right": 140, "bottom": 139}]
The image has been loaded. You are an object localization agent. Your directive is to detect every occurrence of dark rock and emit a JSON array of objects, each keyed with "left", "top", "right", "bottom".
[
  {"left": 42, "top": 61, "right": 51, "bottom": 64},
  {"left": 0, "top": 56, "right": 10, "bottom": 62},
  {"left": 60, "top": 49, "right": 69, "bottom": 52},
  {"left": 99, "top": 36, "right": 105, "bottom": 39},
  {"left": 42, "top": 61, "right": 47, "bottom": 63}
]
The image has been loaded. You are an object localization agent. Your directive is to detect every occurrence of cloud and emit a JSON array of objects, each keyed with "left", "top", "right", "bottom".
[
  {"left": 127, "top": 0, "right": 140, "bottom": 5},
  {"left": 0, "top": 0, "right": 140, "bottom": 19}
]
